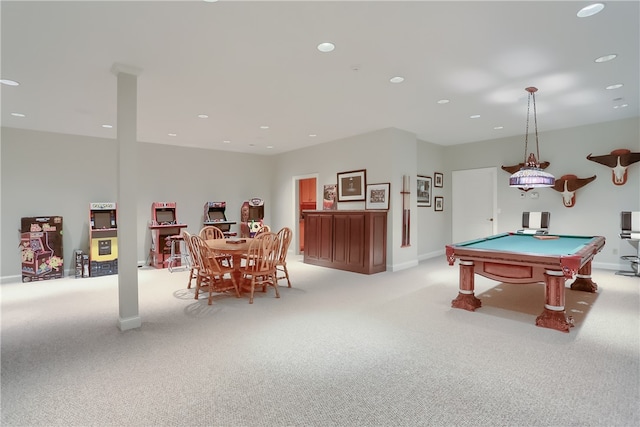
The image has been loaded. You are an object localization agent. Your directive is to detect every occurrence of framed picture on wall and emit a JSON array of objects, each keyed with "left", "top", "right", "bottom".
[
  {"left": 337, "top": 169, "right": 366, "bottom": 202},
  {"left": 365, "top": 183, "right": 390, "bottom": 210},
  {"left": 435, "top": 196, "right": 444, "bottom": 211},
  {"left": 434, "top": 172, "right": 443, "bottom": 188},
  {"left": 417, "top": 175, "right": 432, "bottom": 207}
]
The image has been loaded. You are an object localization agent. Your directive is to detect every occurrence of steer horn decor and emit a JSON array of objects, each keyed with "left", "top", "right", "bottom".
[
  {"left": 586, "top": 149, "right": 640, "bottom": 186},
  {"left": 551, "top": 174, "right": 597, "bottom": 208},
  {"left": 508, "top": 87, "right": 555, "bottom": 189}
]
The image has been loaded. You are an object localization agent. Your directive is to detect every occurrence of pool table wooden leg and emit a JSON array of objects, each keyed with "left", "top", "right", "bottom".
[
  {"left": 569, "top": 262, "right": 598, "bottom": 292},
  {"left": 535, "top": 269, "right": 573, "bottom": 332},
  {"left": 452, "top": 261, "right": 482, "bottom": 311}
]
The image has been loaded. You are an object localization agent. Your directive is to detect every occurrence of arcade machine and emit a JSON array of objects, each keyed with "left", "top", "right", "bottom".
[
  {"left": 203, "top": 201, "right": 237, "bottom": 237},
  {"left": 89, "top": 202, "right": 118, "bottom": 277},
  {"left": 20, "top": 216, "right": 64, "bottom": 282},
  {"left": 240, "top": 198, "right": 265, "bottom": 238},
  {"left": 148, "top": 202, "right": 188, "bottom": 269}
]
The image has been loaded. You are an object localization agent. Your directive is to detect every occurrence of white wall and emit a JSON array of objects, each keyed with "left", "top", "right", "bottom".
[
  {"left": 416, "top": 139, "right": 449, "bottom": 260},
  {"left": 2, "top": 116, "right": 639, "bottom": 281},
  {"left": 1, "top": 127, "right": 274, "bottom": 281},
  {"left": 271, "top": 127, "right": 424, "bottom": 272},
  {"left": 444, "top": 117, "right": 640, "bottom": 269}
]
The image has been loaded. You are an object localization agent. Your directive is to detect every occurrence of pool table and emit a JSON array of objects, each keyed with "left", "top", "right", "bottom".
[{"left": 446, "top": 232, "right": 606, "bottom": 332}]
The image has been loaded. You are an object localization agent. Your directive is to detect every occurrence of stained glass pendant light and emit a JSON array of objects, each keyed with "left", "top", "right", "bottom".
[{"left": 509, "top": 87, "right": 555, "bottom": 188}]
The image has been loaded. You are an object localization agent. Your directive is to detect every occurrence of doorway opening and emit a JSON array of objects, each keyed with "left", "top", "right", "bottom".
[{"left": 298, "top": 177, "right": 317, "bottom": 252}]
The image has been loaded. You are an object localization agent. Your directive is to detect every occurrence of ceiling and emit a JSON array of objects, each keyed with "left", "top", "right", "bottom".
[{"left": 2, "top": 1, "right": 639, "bottom": 155}]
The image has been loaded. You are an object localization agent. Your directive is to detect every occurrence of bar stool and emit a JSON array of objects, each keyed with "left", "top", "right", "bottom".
[{"left": 165, "top": 234, "right": 190, "bottom": 272}]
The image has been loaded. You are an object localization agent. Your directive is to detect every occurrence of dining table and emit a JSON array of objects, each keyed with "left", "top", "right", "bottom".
[{"left": 205, "top": 237, "right": 254, "bottom": 284}]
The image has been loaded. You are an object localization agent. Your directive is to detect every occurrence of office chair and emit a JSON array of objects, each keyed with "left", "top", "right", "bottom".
[
  {"left": 517, "top": 212, "right": 550, "bottom": 235},
  {"left": 616, "top": 211, "right": 640, "bottom": 277}
]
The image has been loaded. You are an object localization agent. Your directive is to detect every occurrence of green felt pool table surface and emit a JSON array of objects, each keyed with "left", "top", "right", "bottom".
[{"left": 455, "top": 233, "right": 597, "bottom": 256}]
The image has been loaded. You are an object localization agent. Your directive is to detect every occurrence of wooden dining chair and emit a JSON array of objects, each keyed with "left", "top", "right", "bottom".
[
  {"left": 238, "top": 232, "right": 279, "bottom": 304},
  {"left": 274, "top": 227, "right": 293, "bottom": 288},
  {"left": 199, "top": 225, "right": 225, "bottom": 240},
  {"left": 199, "top": 225, "right": 232, "bottom": 267},
  {"left": 190, "top": 235, "right": 240, "bottom": 305},
  {"left": 181, "top": 230, "right": 198, "bottom": 289},
  {"left": 254, "top": 225, "right": 271, "bottom": 237}
]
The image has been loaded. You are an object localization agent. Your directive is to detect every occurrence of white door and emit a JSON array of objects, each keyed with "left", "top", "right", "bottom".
[{"left": 452, "top": 167, "right": 497, "bottom": 243}]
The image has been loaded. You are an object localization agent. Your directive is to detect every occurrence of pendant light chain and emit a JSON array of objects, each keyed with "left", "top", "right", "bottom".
[
  {"left": 524, "top": 91, "right": 531, "bottom": 165},
  {"left": 532, "top": 90, "right": 540, "bottom": 163}
]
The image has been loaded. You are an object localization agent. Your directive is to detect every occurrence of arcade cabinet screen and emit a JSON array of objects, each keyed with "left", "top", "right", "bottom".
[
  {"left": 156, "top": 209, "right": 175, "bottom": 224},
  {"left": 94, "top": 211, "right": 112, "bottom": 229},
  {"left": 207, "top": 210, "right": 225, "bottom": 221}
]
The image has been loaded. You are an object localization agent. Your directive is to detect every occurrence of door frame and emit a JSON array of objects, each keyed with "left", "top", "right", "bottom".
[{"left": 293, "top": 173, "right": 319, "bottom": 255}]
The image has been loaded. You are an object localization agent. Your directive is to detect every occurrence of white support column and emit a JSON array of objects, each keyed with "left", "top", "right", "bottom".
[{"left": 111, "top": 63, "right": 142, "bottom": 331}]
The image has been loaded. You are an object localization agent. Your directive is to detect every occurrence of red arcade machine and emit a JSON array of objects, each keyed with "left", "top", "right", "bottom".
[
  {"left": 148, "top": 202, "right": 187, "bottom": 269},
  {"left": 203, "top": 201, "right": 236, "bottom": 237},
  {"left": 89, "top": 202, "right": 118, "bottom": 277},
  {"left": 240, "top": 198, "right": 264, "bottom": 238},
  {"left": 20, "top": 216, "right": 64, "bottom": 282}
]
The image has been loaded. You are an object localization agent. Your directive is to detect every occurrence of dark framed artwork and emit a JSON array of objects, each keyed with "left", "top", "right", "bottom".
[
  {"left": 434, "top": 172, "right": 443, "bottom": 188},
  {"left": 435, "top": 196, "right": 444, "bottom": 211},
  {"left": 337, "top": 169, "right": 366, "bottom": 202},
  {"left": 417, "top": 175, "right": 432, "bottom": 207},
  {"left": 365, "top": 183, "right": 390, "bottom": 210}
]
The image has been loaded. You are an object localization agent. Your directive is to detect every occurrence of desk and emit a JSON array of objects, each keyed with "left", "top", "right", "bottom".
[
  {"left": 446, "top": 232, "right": 605, "bottom": 332},
  {"left": 205, "top": 238, "right": 253, "bottom": 283}
]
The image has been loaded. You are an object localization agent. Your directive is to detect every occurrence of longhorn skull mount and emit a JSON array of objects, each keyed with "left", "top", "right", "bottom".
[{"left": 586, "top": 149, "right": 640, "bottom": 186}]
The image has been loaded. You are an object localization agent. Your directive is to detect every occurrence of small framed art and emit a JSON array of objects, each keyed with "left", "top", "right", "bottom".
[
  {"left": 435, "top": 196, "right": 444, "bottom": 211},
  {"left": 417, "top": 175, "right": 432, "bottom": 207},
  {"left": 323, "top": 184, "right": 337, "bottom": 210},
  {"left": 337, "top": 169, "right": 366, "bottom": 202},
  {"left": 434, "top": 172, "right": 443, "bottom": 188},
  {"left": 365, "top": 183, "right": 390, "bottom": 210}
]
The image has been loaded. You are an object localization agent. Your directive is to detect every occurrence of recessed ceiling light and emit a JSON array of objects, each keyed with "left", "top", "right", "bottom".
[
  {"left": 266, "top": 145, "right": 274, "bottom": 149},
  {"left": 168, "top": 133, "right": 177, "bottom": 137},
  {"left": 595, "top": 54, "right": 617, "bottom": 63},
  {"left": 389, "top": 76, "right": 405, "bottom": 84},
  {"left": 260, "top": 125, "right": 269, "bottom": 129},
  {"left": 606, "top": 84, "right": 623, "bottom": 90},
  {"left": 470, "top": 115, "right": 481, "bottom": 119},
  {"left": 203, "top": 0, "right": 218, "bottom": 3},
  {"left": 101, "top": 124, "right": 113, "bottom": 128},
  {"left": 197, "top": 114, "right": 209, "bottom": 119},
  {"left": 577, "top": 3, "right": 604, "bottom": 18},
  {"left": 1, "top": 79, "right": 19, "bottom": 86},
  {"left": 317, "top": 42, "right": 335, "bottom": 53},
  {"left": 223, "top": 140, "right": 231, "bottom": 144},
  {"left": 613, "top": 104, "right": 629, "bottom": 109},
  {"left": 437, "top": 99, "right": 450, "bottom": 104},
  {"left": 11, "top": 112, "right": 25, "bottom": 117},
  {"left": 494, "top": 126, "right": 504, "bottom": 130},
  {"left": 309, "top": 134, "right": 317, "bottom": 137}
]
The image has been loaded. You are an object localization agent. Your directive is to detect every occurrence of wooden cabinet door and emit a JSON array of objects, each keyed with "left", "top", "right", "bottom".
[
  {"left": 300, "top": 179, "right": 316, "bottom": 202},
  {"left": 333, "top": 213, "right": 365, "bottom": 271},
  {"left": 304, "top": 213, "right": 333, "bottom": 262}
]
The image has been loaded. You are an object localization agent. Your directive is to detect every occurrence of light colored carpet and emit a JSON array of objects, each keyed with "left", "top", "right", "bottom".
[{"left": 1, "top": 255, "right": 639, "bottom": 427}]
